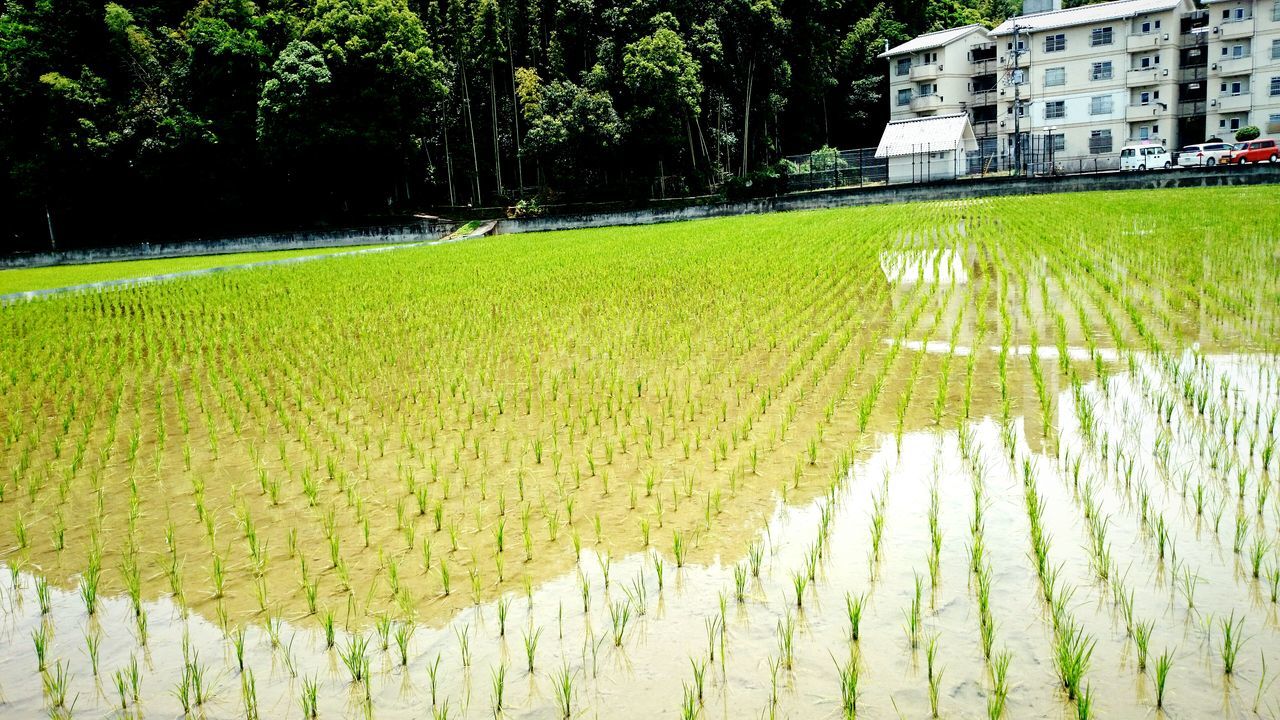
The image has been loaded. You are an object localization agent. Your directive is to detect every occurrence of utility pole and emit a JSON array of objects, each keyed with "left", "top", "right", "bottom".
[{"left": 1011, "top": 23, "right": 1026, "bottom": 175}]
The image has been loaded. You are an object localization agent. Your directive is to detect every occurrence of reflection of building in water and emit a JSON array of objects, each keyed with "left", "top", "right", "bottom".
[{"left": 879, "top": 247, "right": 970, "bottom": 285}]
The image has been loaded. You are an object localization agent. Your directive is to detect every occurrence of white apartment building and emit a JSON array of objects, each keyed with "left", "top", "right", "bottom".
[
  {"left": 1204, "top": 0, "right": 1280, "bottom": 137},
  {"left": 880, "top": 0, "right": 1280, "bottom": 162}
]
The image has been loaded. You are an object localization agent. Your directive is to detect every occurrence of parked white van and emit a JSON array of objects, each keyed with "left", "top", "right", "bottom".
[
  {"left": 1176, "top": 142, "right": 1233, "bottom": 167},
  {"left": 1120, "top": 143, "right": 1172, "bottom": 171}
]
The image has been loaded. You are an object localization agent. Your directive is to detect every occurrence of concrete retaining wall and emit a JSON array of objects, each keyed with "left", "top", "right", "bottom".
[
  {"left": 496, "top": 165, "right": 1280, "bottom": 235},
  {"left": 2, "top": 219, "right": 454, "bottom": 269}
]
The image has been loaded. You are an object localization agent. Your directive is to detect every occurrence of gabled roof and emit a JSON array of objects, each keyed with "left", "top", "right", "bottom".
[
  {"left": 875, "top": 114, "right": 978, "bottom": 158},
  {"left": 878, "top": 24, "right": 990, "bottom": 58},
  {"left": 990, "top": 0, "right": 1184, "bottom": 35}
]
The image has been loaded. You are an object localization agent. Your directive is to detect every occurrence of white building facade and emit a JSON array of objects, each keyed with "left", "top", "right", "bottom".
[{"left": 881, "top": 0, "right": 1280, "bottom": 162}]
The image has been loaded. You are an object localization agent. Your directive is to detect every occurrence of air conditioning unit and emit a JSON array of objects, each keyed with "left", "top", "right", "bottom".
[
  {"left": 1211, "top": 63, "right": 1218, "bottom": 70},
  {"left": 999, "top": 120, "right": 1007, "bottom": 128},
  {"left": 1162, "top": 68, "right": 1169, "bottom": 76},
  {"left": 1212, "top": 26, "right": 1220, "bottom": 33},
  {"left": 1210, "top": 99, "right": 1218, "bottom": 106},
  {"left": 1163, "top": 33, "right": 1170, "bottom": 40},
  {"left": 938, "top": 65, "right": 944, "bottom": 71}
]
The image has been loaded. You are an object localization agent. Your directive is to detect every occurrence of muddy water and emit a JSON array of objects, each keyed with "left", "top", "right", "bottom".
[{"left": 2, "top": 354, "right": 1277, "bottom": 719}]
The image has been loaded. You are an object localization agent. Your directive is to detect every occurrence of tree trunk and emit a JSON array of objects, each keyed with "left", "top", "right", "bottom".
[
  {"left": 509, "top": 42, "right": 524, "bottom": 195},
  {"left": 742, "top": 59, "right": 754, "bottom": 177},
  {"left": 443, "top": 125, "right": 456, "bottom": 206},
  {"left": 45, "top": 204, "right": 56, "bottom": 251},
  {"left": 489, "top": 64, "right": 503, "bottom": 197},
  {"left": 461, "top": 64, "right": 481, "bottom": 203}
]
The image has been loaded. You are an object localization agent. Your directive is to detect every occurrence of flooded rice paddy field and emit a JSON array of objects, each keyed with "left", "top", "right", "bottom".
[{"left": 1, "top": 185, "right": 1279, "bottom": 718}]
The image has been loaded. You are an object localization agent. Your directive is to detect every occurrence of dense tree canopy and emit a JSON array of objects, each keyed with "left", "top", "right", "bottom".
[{"left": 1, "top": 0, "right": 1019, "bottom": 247}]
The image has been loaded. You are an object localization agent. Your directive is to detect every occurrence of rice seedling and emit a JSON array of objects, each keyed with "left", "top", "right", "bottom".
[
  {"left": 791, "top": 569, "right": 808, "bottom": 607},
  {"left": 300, "top": 675, "right": 319, "bottom": 717},
  {"left": 845, "top": 591, "right": 865, "bottom": 641},
  {"left": 490, "top": 663, "right": 507, "bottom": 715},
  {"left": 1155, "top": 649, "right": 1174, "bottom": 707},
  {"left": 926, "top": 633, "right": 944, "bottom": 717},
  {"left": 833, "top": 649, "right": 860, "bottom": 719},
  {"left": 1220, "top": 612, "right": 1245, "bottom": 675},
  {"left": 609, "top": 600, "right": 633, "bottom": 646},
  {"left": 1053, "top": 622, "right": 1094, "bottom": 701},
  {"left": 777, "top": 611, "right": 796, "bottom": 670},
  {"left": 340, "top": 634, "right": 371, "bottom": 683},
  {"left": 551, "top": 664, "right": 576, "bottom": 719},
  {"left": 524, "top": 626, "right": 542, "bottom": 673},
  {"left": 32, "top": 624, "right": 48, "bottom": 672},
  {"left": 1134, "top": 620, "right": 1153, "bottom": 672},
  {"left": 42, "top": 659, "right": 71, "bottom": 709}
]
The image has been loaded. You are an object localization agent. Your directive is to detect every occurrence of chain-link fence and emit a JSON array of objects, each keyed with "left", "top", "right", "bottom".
[
  {"left": 782, "top": 148, "right": 888, "bottom": 191},
  {"left": 784, "top": 136, "right": 1128, "bottom": 192}
]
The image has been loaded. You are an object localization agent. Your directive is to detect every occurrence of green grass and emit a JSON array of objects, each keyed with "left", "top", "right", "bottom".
[{"left": 0, "top": 243, "right": 400, "bottom": 295}]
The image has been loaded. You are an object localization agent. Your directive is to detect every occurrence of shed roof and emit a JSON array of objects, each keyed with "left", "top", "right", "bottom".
[
  {"left": 879, "top": 24, "right": 989, "bottom": 58},
  {"left": 990, "top": 0, "right": 1184, "bottom": 35},
  {"left": 875, "top": 114, "right": 977, "bottom": 158}
]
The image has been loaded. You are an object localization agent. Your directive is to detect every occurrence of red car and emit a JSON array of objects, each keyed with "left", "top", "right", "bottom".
[{"left": 1229, "top": 138, "right": 1279, "bottom": 164}]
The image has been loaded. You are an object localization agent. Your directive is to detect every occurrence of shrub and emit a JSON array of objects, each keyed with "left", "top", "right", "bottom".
[{"left": 1235, "top": 126, "right": 1260, "bottom": 142}]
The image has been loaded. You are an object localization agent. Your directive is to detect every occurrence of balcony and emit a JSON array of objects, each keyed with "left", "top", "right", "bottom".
[
  {"left": 910, "top": 94, "right": 943, "bottom": 112},
  {"left": 1126, "top": 135, "right": 1167, "bottom": 147},
  {"left": 1127, "top": 33, "right": 1168, "bottom": 52},
  {"left": 970, "top": 88, "right": 997, "bottom": 106},
  {"left": 1219, "top": 20, "right": 1253, "bottom": 40},
  {"left": 970, "top": 58, "right": 995, "bottom": 75},
  {"left": 1126, "top": 102, "right": 1171, "bottom": 121},
  {"left": 1213, "top": 55, "right": 1252, "bottom": 75},
  {"left": 1214, "top": 93, "right": 1251, "bottom": 112},
  {"left": 1127, "top": 67, "right": 1167, "bottom": 85},
  {"left": 910, "top": 63, "right": 941, "bottom": 81}
]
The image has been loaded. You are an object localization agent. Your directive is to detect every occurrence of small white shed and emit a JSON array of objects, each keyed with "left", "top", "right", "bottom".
[{"left": 875, "top": 114, "right": 978, "bottom": 184}]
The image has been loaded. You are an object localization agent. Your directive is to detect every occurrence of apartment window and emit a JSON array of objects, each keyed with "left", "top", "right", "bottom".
[
  {"left": 1269, "top": 112, "right": 1280, "bottom": 127},
  {"left": 1091, "top": 61, "right": 1114, "bottom": 81},
  {"left": 1139, "top": 54, "right": 1160, "bottom": 69},
  {"left": 1090, "top": 95, "right": 1113, "bottom": 114},
  {"left": 1222, "top": 80, "right": 1244, "bottom": 94},
  {"left": 896, "top": 58, "right": 911, "bottom": 76},
  {"left": 1222, "top": 44, "right": 1246, "bottom": 58},
  {"left": 1045, "top": 34, "right": 1066, "bottom": 52},
  {"left": 1091, "top": 27, "right": 1114, "bottom": 46},
  {"left": 1271, "top": 76, "right": 1280, "bottom": 96},
  {"left": 1089, "top": 130, "right": 1113, "bottom": 153},
  {"left": 897, "top": 88, "right": 912, "bottom": 105},
  {"left": 1273, "top": 1, "right": 1280, "bottom": 21},
  {"left": 1046, "top": 100, "right": 1066, "bottom": 119},
  {"left": 1139, "top": 91, "right": 1152, "bottom": 104},
  {"left": 1050, "top": 134, "right": 1066, "bottom": 152},
  {"left": 1138, "top": 126, "right": 1151, "bottom": 140},
  {"left": 1140, "top": 20, "right": 1156, "bottom": 33},
  {"left": 1273, "top": 39, "right": 1280, "bottom": 60},
  {"left": 1223, "top": 6, "right": 1246, "bottom": 20},
  {"left": 918, "top": 83, "right": 936, "bottom": 96},
  {"left": 1045, "top": 67, "right": 1066, "bottom": 86},
  {"left": 1220, "top": 117, "right": 1243, "bottom": 130}
]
